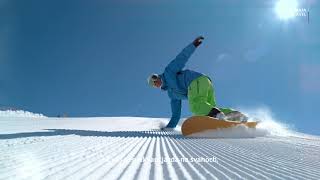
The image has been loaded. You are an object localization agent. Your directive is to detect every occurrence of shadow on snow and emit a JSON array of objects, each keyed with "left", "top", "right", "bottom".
[{"left": 0, "top": 129, "right": 192, "bottom": 140}]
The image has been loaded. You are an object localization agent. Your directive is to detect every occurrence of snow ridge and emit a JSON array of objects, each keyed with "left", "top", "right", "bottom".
[{"left": 0, "top": 110, "right": 46, "bottom": 118}]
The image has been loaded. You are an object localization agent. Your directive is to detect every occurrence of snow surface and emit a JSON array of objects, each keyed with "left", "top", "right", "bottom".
[{"left": 1, "top": 112, "right": 320, "bottom": 180}]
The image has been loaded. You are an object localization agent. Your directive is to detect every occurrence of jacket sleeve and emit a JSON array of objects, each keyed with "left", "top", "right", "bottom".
[
  {"left": 166, "top": 43, "right": 196, "bottom": 73},
  {"left": 166, "top": 99, "right": 182, "bottom": 128}
]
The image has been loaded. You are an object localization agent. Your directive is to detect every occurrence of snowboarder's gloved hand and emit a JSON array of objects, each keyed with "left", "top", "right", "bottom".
[{"left": 193, "top": 36, "right": 204, "bottom": 47}]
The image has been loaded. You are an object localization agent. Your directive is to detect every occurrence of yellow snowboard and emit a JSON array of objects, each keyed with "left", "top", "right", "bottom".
[{"left": 181, "top": 116, "right": 259, "bottom": 136}]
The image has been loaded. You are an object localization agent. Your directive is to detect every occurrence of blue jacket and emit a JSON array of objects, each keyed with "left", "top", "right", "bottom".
[{"left": 159, "top": 43, "right": 203, "bottom": 128}]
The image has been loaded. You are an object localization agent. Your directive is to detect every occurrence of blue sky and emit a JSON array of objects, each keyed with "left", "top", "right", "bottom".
[{"left": 1, "top": 0, "right": 320, "bottom": 135}]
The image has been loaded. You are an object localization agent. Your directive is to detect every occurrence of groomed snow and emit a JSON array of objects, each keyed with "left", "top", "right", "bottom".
[{"left": 1, "top": 112, "right": 320, "bottom": 180}]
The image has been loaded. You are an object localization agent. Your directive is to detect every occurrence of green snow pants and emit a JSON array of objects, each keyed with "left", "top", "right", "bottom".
[{"left": 187, "top": 76, "right": 234, "bottom": 116}]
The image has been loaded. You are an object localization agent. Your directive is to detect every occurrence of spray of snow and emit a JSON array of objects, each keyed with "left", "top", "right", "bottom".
[
  {"left": 189, "top": 107, "right": 295, "bottom": 138},
  {"left": 243, "top": 107, "right": 294, "bottom": 137},
  {"left": 0, "top": 110, "right": 47, "bottom": 118}
]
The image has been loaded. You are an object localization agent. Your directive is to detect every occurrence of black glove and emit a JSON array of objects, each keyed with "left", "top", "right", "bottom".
[{"left": 193, "top": 36, "right": 204, "bottom": 47}]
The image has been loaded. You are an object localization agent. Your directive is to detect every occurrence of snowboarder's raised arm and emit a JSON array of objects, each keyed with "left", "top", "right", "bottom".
[
  {"left": 165, "top": 99, "right": 181, "bottom": 128},
  {"left": 166, "top": 36, "right": 204, "bottom": 73}
]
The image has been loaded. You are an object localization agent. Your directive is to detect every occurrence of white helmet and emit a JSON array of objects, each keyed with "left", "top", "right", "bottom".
[{"left": 147, "top": 74, "right": 160, "bottom": 87}]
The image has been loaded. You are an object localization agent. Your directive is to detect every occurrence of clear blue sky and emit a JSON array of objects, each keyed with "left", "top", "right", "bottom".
[{"left": 1, "top": 0, "right": 319, "bottom": 135}]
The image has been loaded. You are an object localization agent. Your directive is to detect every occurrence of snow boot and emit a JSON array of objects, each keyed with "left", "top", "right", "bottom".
[
  {"left": 207, "top": 107, "right": 226, "bottom": 120},
  {"left": 225, "top": 111, "right": 248, "bottom": 122}
]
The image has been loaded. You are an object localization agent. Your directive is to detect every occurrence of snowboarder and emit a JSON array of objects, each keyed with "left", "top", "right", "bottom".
[{"left": 148, "top": 36, "right": 247, "bottom": 129}]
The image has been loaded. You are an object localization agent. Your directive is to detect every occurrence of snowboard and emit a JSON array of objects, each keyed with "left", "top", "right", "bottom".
[{"left": 181, "top": 116, "right": 259, "bottom": 136}]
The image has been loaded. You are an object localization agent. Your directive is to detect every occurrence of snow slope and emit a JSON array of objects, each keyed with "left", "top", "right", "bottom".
[{"left": 1, "top": 115, "right": 320, "bottom": 180}]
